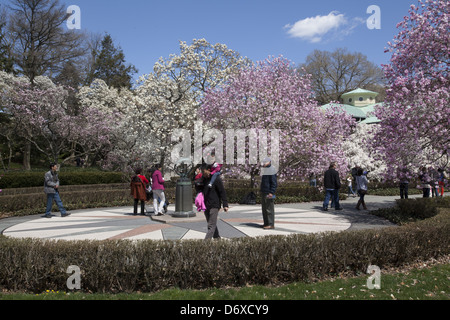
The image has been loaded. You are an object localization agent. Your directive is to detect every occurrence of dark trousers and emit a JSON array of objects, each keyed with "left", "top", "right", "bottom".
[
  {"left": 431, "top": 185, "right": 439, "bottom": 197},
  {"left": 261, "top": 193, "right": 275, "bottom": 227},
  {"left": 204, "top": 208, "right": 220, "bottom": 240},
  {"left": 399, "top": 183, "right": 409, "bottom": 199},
  {"left": 134, "top": 199, "right": 145, "bottom": 215}
]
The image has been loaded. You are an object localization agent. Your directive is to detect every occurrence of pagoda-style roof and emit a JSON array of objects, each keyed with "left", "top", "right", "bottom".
[
  {"left": 322, "top": 102, "right": 367, "bottom": 119},
  {"left": 341, "top": 88, "right": 379, "bottom": 98},
  {"left": 321, "top": 100, "right": 383, "bottom": 124}
]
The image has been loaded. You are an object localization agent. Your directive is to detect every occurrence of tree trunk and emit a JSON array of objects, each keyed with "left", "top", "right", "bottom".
[{"left": 23, "top": 141, "right": 31, "bottom": 171}]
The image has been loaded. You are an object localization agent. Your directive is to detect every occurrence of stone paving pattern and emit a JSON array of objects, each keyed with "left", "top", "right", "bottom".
[{"left": 1, "top": 195, "right": 414, "bottom": 241}]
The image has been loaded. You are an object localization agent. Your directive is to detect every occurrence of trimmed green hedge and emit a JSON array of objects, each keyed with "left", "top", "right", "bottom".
[
  {"left": 0, "top": 171, "right": 124, "bottom": 189},
  {"left": 0, "top": 184, "right": 134, "bottom": 217},
  {"left": 0, "top": 210, "right": 448, "bottom": 293},
  {"left": 0, "top": 184, "right": 325, "bottom": 217},
  {"left": 371, "top": 197, "right": 450, "bottom": 225},
  {"left": 225, "top": 186, "right": 326, "bottom": 204}
]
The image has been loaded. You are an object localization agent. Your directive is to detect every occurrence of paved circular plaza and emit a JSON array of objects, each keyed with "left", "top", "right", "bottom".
[{"left": 0, "top": 195, "right": 403, "bottom": 241}]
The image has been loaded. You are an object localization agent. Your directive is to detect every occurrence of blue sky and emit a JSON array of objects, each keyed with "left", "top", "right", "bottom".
[{"left": 4, "top": 0, "right": 418, "bottom": 80}]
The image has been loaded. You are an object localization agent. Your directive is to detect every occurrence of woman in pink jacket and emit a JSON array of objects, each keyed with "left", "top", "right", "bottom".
[{"left": 151, "top": 164, "right": 166, "bottom": 216}]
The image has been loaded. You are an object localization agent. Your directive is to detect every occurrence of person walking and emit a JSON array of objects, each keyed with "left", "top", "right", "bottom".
[
  {"left": 346, "top": 174, "right": 356, "bottom": 197},
  {"left": 260, "top": 157, "right": 278, "bottom": 229},
  {"left": 398, "top": 167, "right": 410, "bottom": 199},
  {"left": 355, "top": 168, "right": 369, "bottom": 210},
  {"left": 429, "top": 167, "right": 440, "bottom": 197},
  {"left": 151, "top": 164, "right": 166, "bottom": 216},
  {"left": 419, "top": 166, "right": 431, "bottom": 198},
  {"left": 309, "top": 174, "right": 317, "bottom": 187},
  {"left": 202, "top": 165, "right": 229, "bottom": 240},
  {"left": 323, "top": 162, "right": 343, "bottom": 211},
  {"left": 130, "top": 168, "right": 148, "bottom": 215},
  {"left": 437, "top": 168, "right": 446, "bottom": 197},
  {"left": 44, "top": 163, "right": 70, "bottom": 218}
]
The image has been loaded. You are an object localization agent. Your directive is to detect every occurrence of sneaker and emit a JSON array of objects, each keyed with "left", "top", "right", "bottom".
[
  {"left": 61, "top": 212, "right": 71, "bottom": 217},
  {"left": 323, "top": 208, "right": 328, "bottom": 211},
  {"left": 335, "top": 207, "right": 343, "bottom": 211},
  {"left": 43, "top": 214, "right": 52, "bottom": 219}
]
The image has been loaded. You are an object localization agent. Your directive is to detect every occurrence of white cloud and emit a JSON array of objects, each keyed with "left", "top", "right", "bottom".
[{"left": 285, "top": 11, "right": 349, "bottom": 43}]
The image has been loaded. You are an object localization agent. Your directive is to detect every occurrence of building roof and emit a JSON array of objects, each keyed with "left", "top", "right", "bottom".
[
  {"left": 341, "top": 88, "right": 379, "bottom": 98},
  {"left": 322, "top": 102, "right": 368, "bottom": 119},
  {"left": 360, "top": 103, "right": 382, "bottom": 116},
  {"left": 321, "top": 102, "right": 384, "bottom": 123}
]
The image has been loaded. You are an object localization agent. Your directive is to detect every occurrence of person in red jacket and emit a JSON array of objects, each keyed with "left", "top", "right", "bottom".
[{"left": 131, "top": 168, "right": 148, "bottom": 215}]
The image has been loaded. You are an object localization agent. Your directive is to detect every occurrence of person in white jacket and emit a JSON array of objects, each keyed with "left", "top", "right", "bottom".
[{"left": 355, "top": 168, "right": 368, "bottom": 210}]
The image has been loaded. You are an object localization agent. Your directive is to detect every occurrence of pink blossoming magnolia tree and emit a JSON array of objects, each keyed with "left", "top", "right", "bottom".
[
  {"left": 200, "top": 56, "right": 354, "bottom": 184},
  {"left": 5, "top": 77, "right": 116, "bottom": 165},
  {"left": 371, "top": 0, "right": 449, "bottom": 179}
]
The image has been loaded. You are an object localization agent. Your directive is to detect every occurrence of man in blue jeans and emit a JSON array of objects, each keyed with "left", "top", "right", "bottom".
[
  {"left": 323, "top": 162, "right": 343, "bottom": 211},
  {"left": 44, "top": 163, "right": 71, "bottom": 218}
]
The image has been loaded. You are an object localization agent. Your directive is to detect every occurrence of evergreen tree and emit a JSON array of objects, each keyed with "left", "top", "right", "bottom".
[
  {"left": 88, "top": 34, "right": 137, "bottom": 90},
  {"left": 0, "top": 7, "right": 14, "bottom": 73}
]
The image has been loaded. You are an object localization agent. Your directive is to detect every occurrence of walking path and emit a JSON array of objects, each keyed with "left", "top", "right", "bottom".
[{"left": 1, "top": 195, "right": 414, "bottom": 241}]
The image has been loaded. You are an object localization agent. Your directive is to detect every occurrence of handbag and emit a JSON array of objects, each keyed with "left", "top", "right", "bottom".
[{"left": 195, "top": 192, "right": 206, "bottom": 212}]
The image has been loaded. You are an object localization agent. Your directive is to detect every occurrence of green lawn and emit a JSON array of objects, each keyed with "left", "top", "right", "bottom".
[{"left": 1, "top": 263, "right": 448, "bottom": 301}]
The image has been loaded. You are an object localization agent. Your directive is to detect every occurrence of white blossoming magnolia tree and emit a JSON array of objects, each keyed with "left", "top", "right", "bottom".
[
  {"left": 132, "top": 39, "right": 250, "bottom": 170},
  {"left": 341, "top": 123, "right": 387, "bottom": 181}
]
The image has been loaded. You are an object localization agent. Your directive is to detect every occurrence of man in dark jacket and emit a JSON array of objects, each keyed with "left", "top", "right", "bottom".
[
  {"left": 202, "top": 165, "right": 229, "bottom": 240},
  {"left": 260, "top": 157, "right": 278, "bottom": 229},
  {"left": 323, "top": 162, "right": 343, "bottom": 211}
]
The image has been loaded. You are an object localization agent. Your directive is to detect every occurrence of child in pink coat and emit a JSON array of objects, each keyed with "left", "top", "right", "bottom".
[{"left": 208, "top": 152, "right": 222, "bottom": 188}]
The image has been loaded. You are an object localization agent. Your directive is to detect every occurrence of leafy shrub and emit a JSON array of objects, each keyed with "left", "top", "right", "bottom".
[
  {"left": 0, "top": 184, "right": 133, "bottom": 216},
  {"left": 0, "top": 171, "right": 124, "bottom": 189},
  {"left": 0, "top": 182, "right": 342, "bottom": 218},
  {"left": 371, "top": 197, "right": 450, "bottom": 225},
  {"left": 0, "top": 210, "right": 448, "bottom": 293},
  {"left": 368, "top": 187, "right": 423, "bottom": 196},
  {"left": 225, "top": 186, "right": 326, "bottom": 204}
]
